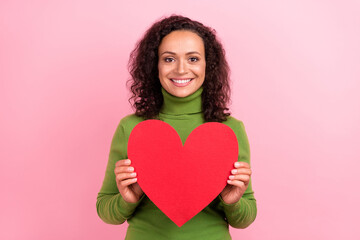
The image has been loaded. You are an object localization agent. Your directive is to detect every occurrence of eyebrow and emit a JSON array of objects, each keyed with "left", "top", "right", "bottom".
[{"left": 160, "top": 51, "right": 201, "bottom": 56}]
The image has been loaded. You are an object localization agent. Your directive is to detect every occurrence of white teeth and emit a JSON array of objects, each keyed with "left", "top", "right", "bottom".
[{"left": 171, "top": 78, "right": 192, "bottom": 83}]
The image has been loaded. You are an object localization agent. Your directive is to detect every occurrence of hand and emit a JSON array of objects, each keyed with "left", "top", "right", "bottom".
[
  {"left": 114, "top": 159, "right": 144, "bottom": 203},
  {"left": 220, "top": 161, "right": 252, "bottom": 205}
]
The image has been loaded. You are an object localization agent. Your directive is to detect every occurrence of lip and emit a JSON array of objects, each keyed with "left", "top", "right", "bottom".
[
  {"left": 170, "top": 78, "right": 194, "bottom": 87},
  {"left": 171, "top": 78, "right": 194, "bottom": 80}
]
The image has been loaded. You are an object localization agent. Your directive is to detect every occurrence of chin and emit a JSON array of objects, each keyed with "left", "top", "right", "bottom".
[
  {"left": 161, "top": 78, "right": 203, "bottom": 98},
  {"left": 171, "top": 89, "right": 195, "bottom": 98}
]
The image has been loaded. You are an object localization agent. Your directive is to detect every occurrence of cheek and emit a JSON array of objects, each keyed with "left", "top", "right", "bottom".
[
  {"left": 158, "top": 64, "right": 164, "bottom": 76},
  {"left": 194, "top": 64, "right": 206, "bottom": 77},
  {"left": 158, "top": 64, "right": 171, "bottom": 77}
]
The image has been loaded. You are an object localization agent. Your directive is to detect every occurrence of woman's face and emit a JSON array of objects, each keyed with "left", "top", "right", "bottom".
[{"left": 158, "top": 30, "right": 206, "bottom": 98}]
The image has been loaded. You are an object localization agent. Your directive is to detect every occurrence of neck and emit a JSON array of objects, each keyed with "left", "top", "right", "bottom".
[{"left": 160, "top": 87, "right": 203, "bottom": 115}]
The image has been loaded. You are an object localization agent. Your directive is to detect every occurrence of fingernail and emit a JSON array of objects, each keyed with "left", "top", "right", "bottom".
[
  {"left": 131, "top": 172, "right": 136, "bottom": 177},
  {"left": 234, "top": 162, "right": 240, "bottom": 167},
  {"left": 231, "top": 169, "right": 237, "bottom": 174},
  {"left": 129, "top": 167, "right": 134, "bottom": 171},
  {"left": 229, "top": 175, "right": 235, "bottom": 179}
]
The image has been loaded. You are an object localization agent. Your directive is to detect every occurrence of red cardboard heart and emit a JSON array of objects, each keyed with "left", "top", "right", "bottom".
[{"left": 128, "top": 120, "right": 238, "bottom": 227}]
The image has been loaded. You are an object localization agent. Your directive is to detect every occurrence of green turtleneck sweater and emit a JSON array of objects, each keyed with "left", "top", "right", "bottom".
[{"left": 96, "top": 87, "right": 257, "bottom": 239}]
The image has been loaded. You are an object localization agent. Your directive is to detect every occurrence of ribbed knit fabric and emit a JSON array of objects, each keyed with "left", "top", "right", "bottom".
[{"left": 96, "top": 87, "right": 257, "bottom": 240}]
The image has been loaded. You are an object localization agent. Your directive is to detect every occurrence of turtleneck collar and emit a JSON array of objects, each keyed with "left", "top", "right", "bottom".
[{"left": 160, "top": 87, "right": 203, "bottom": 115}]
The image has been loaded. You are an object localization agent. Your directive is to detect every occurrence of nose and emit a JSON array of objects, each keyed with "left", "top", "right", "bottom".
[{"left": 176, "top": 59, "right": 188, "bottom": 74}]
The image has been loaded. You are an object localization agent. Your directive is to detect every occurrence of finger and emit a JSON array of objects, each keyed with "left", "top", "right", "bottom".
[
  {"left": 234, "top": 161, "right": 250, "bottom": 169},
  {"left": 114, "top": 166, "right": 134, "bottom": 174},
  {"left": 120, "top": 178, "right": 138, "bottom": 188},
  {"left": 227, "top": 179, "right": 246, "bottom": 189},
  {"left": 231, "top": 168, "right": 252, "bottom": 175},
  {"left": 229, "top": 174, "right": 250, "bottom": 182},
  {"left": 116, "top": 172, "right": 137, "bottom": 182},
  {"left": 115, "top": 159, "right": 131, "bottom": 167}
]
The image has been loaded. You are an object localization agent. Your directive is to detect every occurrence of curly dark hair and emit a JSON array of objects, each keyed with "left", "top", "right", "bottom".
[{"left": 127, "top": 14, "right": 231, "bottom": 122}]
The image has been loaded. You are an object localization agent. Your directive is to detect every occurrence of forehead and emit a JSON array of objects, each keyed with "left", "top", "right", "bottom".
[{"left": 158, "top": 30, "right": 205, "bottom": 54}]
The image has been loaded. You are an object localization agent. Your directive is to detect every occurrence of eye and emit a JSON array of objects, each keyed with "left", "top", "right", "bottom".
[
  {"left": 164, "top": 57, "right": 174, "bottom": 63},
  {"left": 189, "top": 57, "right": 199, "bottom": 62}
]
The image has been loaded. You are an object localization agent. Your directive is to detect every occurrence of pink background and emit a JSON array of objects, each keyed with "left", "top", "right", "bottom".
[{"left": 1, "top": 0, "right": 359, "bottom": 239}]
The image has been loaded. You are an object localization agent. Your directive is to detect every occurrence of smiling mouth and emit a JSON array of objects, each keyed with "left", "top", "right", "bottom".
[
  {"left": 169, "top": 78, "right": 194, "bottom": 87},
  {"left": 170, "top": 78, "right": 194, "bottom": 83}
]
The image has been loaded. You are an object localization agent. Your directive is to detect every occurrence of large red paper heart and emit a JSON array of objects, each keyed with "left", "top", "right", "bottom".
[{"left": 128, "top": 120, "right": 238, "bottom": 227}]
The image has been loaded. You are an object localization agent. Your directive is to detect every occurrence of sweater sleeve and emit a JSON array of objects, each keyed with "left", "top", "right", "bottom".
[
  {"left": 96, "top": 119, "right": 145, "bottom": 225},
  {"left": 218, "top": 120, "right": 257, "bottom": 229}
]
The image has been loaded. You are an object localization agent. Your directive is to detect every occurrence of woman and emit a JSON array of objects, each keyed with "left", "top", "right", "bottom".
[{"left": 96, "top": 14, "right": 257, "bottom": 239}]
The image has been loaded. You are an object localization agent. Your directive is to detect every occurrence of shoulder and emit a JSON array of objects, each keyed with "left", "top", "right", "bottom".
[
  {"left": 221, "top": 115, "right": 246, "bottom": 132},
  {"left": 222, "top": 116, "right": 251, "bottom": 159},
  {"left": 119, "top": 113, "right": 144, "bottom": 127},
  {"left": 116, "top": 114, "right": 146, "bottom": 137},
  {"left": 221, "top": 115, "right": 249, "bottom": 143}
]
